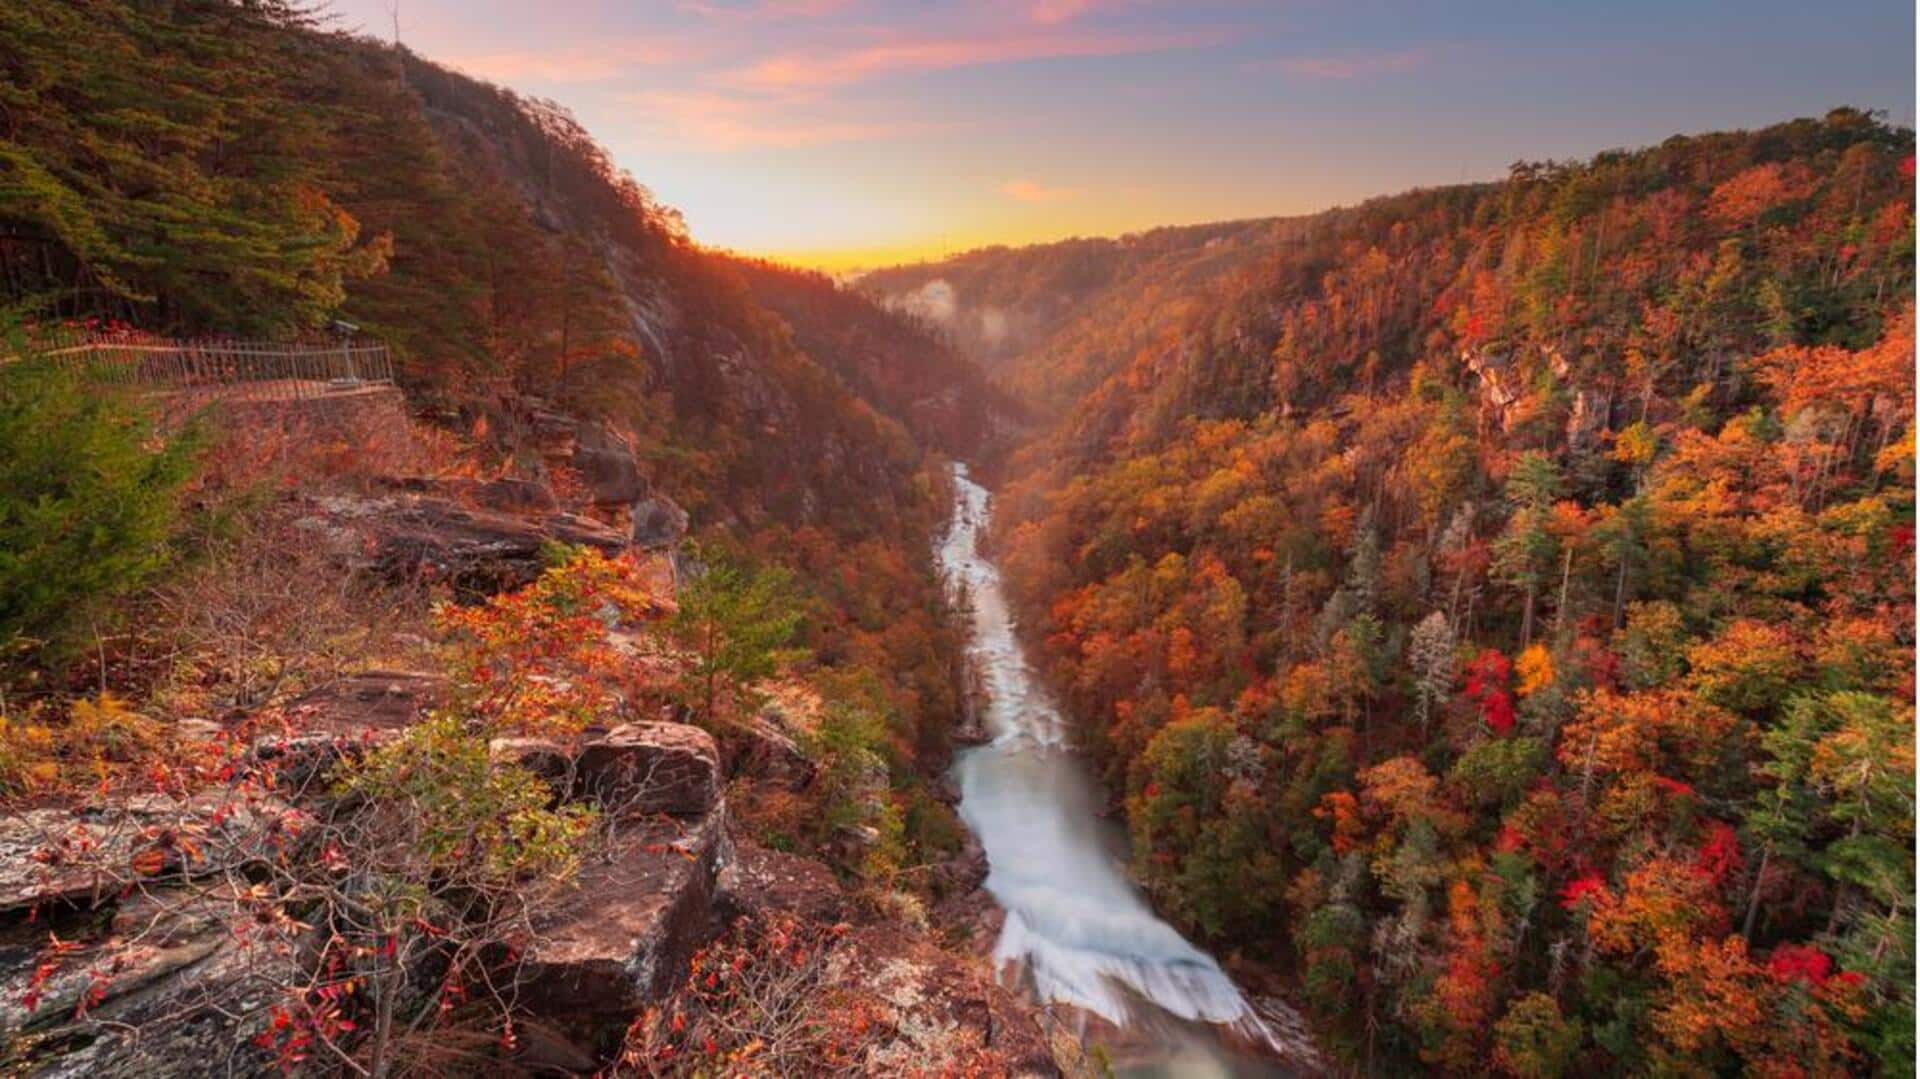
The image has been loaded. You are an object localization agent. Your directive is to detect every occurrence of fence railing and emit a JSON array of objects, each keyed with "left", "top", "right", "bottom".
[{"left": 15, "top": 333, "right": 396, "bottom": 401}]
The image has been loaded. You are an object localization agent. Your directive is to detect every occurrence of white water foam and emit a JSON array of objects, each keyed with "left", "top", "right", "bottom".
[{"left": 937, "top": 464, "right": 1278, "bottom": 1052}]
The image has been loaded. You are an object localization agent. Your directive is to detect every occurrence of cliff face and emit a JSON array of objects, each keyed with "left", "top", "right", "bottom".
[{"left": 367, "top": 44, "right": 987, "bottom": 543}]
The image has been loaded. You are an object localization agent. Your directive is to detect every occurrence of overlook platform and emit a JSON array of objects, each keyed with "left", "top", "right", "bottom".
[{"left": 21, "top": 332, "right": 397, "bottom": 401}]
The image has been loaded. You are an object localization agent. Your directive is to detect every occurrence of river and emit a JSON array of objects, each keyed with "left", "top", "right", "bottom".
[{"left": 937, "top": 464, "right": 1294, "bottom": 1078}]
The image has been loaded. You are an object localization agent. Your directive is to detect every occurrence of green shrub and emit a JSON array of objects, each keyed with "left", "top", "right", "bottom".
[{"left": 0, "top": 351, "right": 197, "bottom": 658}]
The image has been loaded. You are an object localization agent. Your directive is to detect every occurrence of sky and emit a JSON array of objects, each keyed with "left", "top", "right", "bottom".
[{"left": 321, "top": 0, "right": 1916, "bottom": 271}]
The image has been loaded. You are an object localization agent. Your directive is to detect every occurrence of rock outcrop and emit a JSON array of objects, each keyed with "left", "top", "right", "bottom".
[
  {"left": 0, "top": 705, "right": 1068, "bottom": 1079},
  {"left": 0, "top": 451, "right": 1073, "bottom": 1079},
  {"left": 1565, "top": 386, "right": 1614, "bottom": 456},
  {"left": 712, "top": 839, "right": 1057, "bottom": 1076},
  {"left": 512, "top": 803, "right": 731, "bottom": 1019},
  {"left": 489, "top": 734, "right": 574, "bottom": 788},
  {"left": 252, "top": 670, "right": 446, "bottom": 791},
  {"left": 387, "top": 474, "right": 562, "bottom": 515},
  {"left": 572, "top": 420, "right": 649, "bottom": 507},
  {"left": 1, "top": 888, "right": 295, "bottom": 1077},
  {"left": 824, "top": 924, "right": 1060, "bottom": 1077},
  {"left": 1250, "top": 994, "right": 1331, "bottom": 1077},
  {"left": 0, "top": 797, "right": 313, "bottom": 1079},
  {"left": 1463, "top": 348, "right": 1524, "bottom": 429},
  {"left": 511, "top": 400, "right": 652, "bottom": 510},
  {"left": 506, "top": 722, "right": 733, "bottom": 1029},
  {"left": 716, "top": 838, "right": 853, "bottom": 926},
  {"left": 723, "top": 682, "right": 821, "bottom": 792},
  {"left": 282, "top": 670, "right": 446, "bottom": 735},
  {"left": 293, "top": 492, "right": 629, "bottom": 592},
  {"left": 574, "top": 722, "right": 722, "bottom": 817},
  {"left": 0, "top": 793, "right": 300, "bottom": 913},
  {"left": 729, "top": 712, "right": 817, "bottom": 792}
]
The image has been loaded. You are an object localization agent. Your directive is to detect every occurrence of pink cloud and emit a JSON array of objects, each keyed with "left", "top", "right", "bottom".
[
  {"left": 628, "top": 89, "right": 920, "bottom": 149},
  {"left": 678, "top": 0, "right": 853, "bottom": 19},
  {"left": 1263, "top": 47, "right": 1427, "bottom": 80},
  {"left": 1001, "top": 178, "right": 1075, "bottom": 202},
  {"left": 731, "top": 26, "right": 1224, "bottom": 89},
  {"left": 1028, "top": 0, "right": 1101, "bottom": 24},
  {"left": 446, "top": 42, "right": 682, "bottom": 84}
]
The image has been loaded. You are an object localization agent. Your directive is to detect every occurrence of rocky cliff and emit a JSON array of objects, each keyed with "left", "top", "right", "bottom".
[{"left": 0, "top": 460, "right": 1059, "bottom": 1077}]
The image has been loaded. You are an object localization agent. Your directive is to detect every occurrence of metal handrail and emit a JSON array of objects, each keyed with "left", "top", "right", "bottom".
[{"left": 8, "top": 333, "right": 396, "bottom": 401}]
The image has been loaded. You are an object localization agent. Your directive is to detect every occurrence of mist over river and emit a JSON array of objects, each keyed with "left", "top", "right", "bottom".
[{"left": 937, "top": 465, "right": 1293, "bottom": 1078}]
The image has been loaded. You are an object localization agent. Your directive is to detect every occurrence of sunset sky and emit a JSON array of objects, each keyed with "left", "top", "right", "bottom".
[{"left": 322, "top": 0, "right": 1915, "bottom": 270}]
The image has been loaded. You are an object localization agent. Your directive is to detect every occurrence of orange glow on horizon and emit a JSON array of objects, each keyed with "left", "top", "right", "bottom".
[
  {"left": 743, "top": 240, "right": 977, "bottom": 274},
  {"left": 738, "top": 229, "right": 1059, "bottom": 274},
  {"left": 736, "top": 213, "right": 1217, "bottom": 274}
]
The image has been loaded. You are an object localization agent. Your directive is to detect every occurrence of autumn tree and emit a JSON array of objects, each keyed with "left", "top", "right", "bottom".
[
  {"left": 1492, "top": 452, "right": 1565, "bottom": 648},
  {"left": 1407, "top": 610, "right": 1457, "bottom": 731}
]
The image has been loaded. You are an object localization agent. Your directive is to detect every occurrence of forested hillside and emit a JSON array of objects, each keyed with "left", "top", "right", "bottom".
[
  {"left": 863, "top": 218, "right": 1297, "bottom": 417},
  {"left": 727, "top": 256, "right": 1026, "bottom": 467},
  {"left": 0, "top": 0, "right": 1024, "bottom": 805},
  {"left": 0, "top": 4, "right": 1041, "bottom": 1073},
  {"left": 3, "top": 0, "right": 1914, "bottom": 1073},
  {"left": 899, "top": 110, "right": 1917, "bottom": 1075},
  {"left": 1, "top": 0, "right": 1015, "bottom": 531}
]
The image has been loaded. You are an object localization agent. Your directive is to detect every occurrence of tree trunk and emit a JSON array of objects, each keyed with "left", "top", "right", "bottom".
[
  {"left": 1612, "top": 551, "right": 1630, "bottom": 631},
  {"left": 1741, "top": 843, "right": 1772, "bottom": 939},
  {"left": 1552, "top": 544, "right": 1574, "bottom": 642}
]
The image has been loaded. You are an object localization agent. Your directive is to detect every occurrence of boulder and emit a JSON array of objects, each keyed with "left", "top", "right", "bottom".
[
  {"left": 512, "top": 804, "right": 731, "bottom": 1018},
  {"left": 731, "top": 711, "right": 816, "bottom": 791},
  {"left": 573, "top": 421, "right": 648, "bottom": 507},
  {"left": 295, "top": 493, "right": 628, "bottom": 593},
  {"left": 716, "top": 839, "right": 851, "bottom": 926},
  {"left": 574, "top": 722, "right": 720, "bottom": 817},
  {"left": 629, "top": 495, "right": 688, "bottom": 550}
]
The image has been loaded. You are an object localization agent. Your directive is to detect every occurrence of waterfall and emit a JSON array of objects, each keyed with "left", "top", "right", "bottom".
[{"left": 937, "top": 464, "right": 1286, "bottom": 1073}]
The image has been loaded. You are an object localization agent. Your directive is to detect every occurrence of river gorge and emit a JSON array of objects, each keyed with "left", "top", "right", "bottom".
[{"left": 938, "top": 465, "right": 1296, "bottom": 1078}]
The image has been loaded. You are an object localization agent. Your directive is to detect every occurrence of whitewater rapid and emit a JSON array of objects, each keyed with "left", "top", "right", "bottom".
[{"left": 937, "top": 465, "right": 1278, "bottom": 1067}]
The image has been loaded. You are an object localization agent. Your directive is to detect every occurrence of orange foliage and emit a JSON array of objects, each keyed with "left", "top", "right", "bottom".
[{"left": 435, "top": 549, "right": 669, "bottom": 735}]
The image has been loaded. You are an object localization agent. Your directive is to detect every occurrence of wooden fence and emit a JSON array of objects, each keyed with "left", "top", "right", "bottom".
[{"left": 17, "top": 333, "right": 396, "bottom": 401}]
